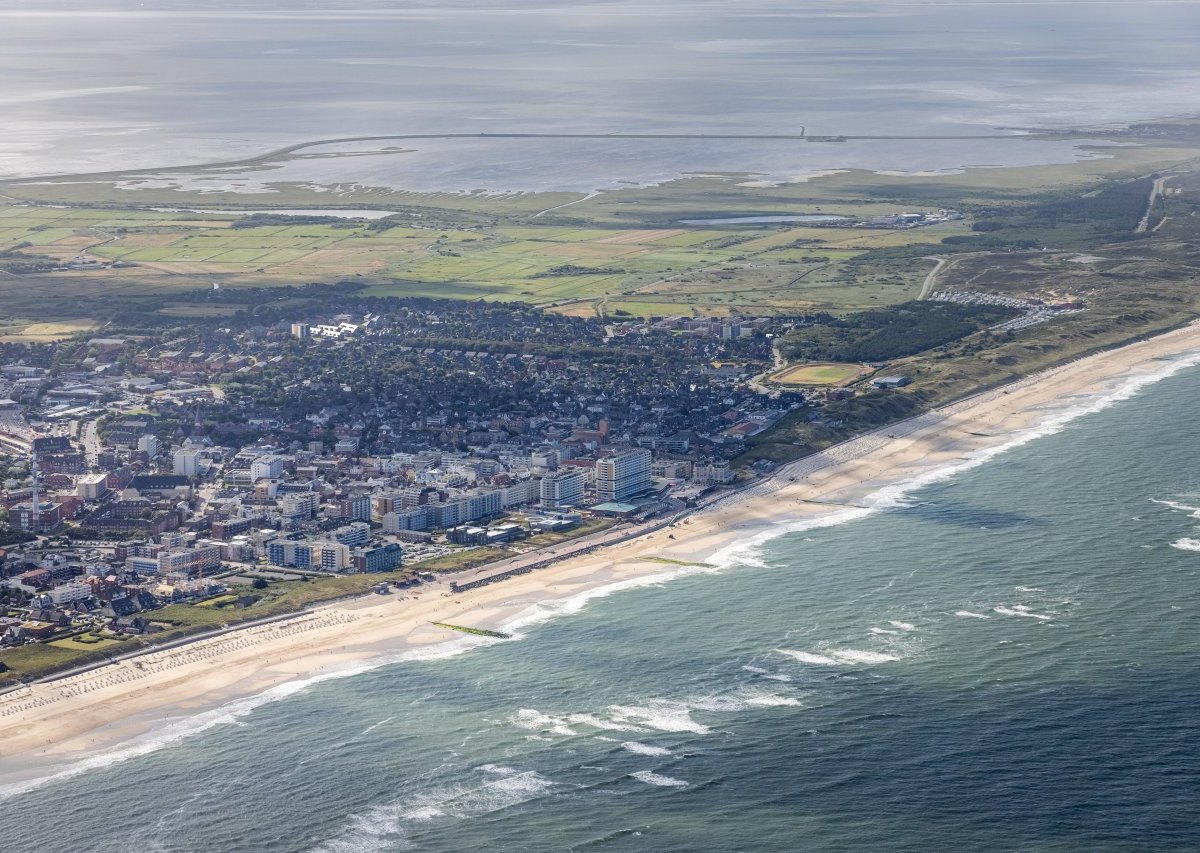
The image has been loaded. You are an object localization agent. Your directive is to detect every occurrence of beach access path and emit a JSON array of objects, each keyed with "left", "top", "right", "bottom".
[{"left": 3, "top": 320, "right": 1200, "bottom": 788}]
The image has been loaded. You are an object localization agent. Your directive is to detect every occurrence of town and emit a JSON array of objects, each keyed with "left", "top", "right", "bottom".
[{"left": 0, "top": 297, "right": 821, "bottom": 663}]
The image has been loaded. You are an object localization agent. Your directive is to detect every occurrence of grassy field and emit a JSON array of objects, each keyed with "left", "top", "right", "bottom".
[
  {"left": 0, "top": 138, "right": 1197, "bottom": 331},
  {"left": 48, "top": 635, "right": 124, "bottom": 652},
  {"left": 770, "top": 362, "right": 865, "bottom": 386},
  {"left": 0, "top": 201, "right": 961, "bottom": 325}
]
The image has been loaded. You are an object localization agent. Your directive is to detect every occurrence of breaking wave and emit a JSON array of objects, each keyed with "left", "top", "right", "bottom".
[
  {"left": 620, "top": 741, "right": 673, "bottom": 757},
  {"left": 630, "top": 770, "right": 689, "bottom": 788}
]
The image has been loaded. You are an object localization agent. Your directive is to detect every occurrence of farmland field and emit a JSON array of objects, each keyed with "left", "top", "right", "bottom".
[
  {"left": 0, "top": 195, "right": 964, "bottom": 327},
  {"left": 0, "top": 138, "right": 1193, "bottom": 331}
]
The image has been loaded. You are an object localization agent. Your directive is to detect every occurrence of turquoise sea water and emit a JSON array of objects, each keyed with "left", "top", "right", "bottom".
[{"left": 3, "top": 359, "right": 1200, "bottom": 851}]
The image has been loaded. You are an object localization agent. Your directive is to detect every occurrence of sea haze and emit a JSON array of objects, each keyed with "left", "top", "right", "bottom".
[{"left": 2, "top": 0, "right": 1200, "bottom": 190}]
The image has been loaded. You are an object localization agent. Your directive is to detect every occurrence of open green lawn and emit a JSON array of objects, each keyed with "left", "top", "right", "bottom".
[
  {"left": 771, "top": 362, "right": 865, "bottom": 386},
  {"left": 49, "top": 635, "right": 124, "bottom": 652}
]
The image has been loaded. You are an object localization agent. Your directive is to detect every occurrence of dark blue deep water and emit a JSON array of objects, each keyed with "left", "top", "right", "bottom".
[{"left": 2, "top": 361, "right": 1200, "bottom": 851}]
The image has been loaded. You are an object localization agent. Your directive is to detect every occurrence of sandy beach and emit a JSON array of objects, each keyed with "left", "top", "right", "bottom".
[{"left": 4, "top": 322, "right": 1200, "bottom": 793}]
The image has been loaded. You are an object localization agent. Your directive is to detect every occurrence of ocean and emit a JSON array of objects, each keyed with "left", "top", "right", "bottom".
[
  {"left": 2, "top": 352, "right": 1199, "bottom": 850},
  {"left": 3, "top": 1, "right": 1200, "bottom": 189}
]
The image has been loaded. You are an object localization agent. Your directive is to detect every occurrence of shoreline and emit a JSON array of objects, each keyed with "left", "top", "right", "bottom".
[{"left": 4, "top": 321, "right": 1200, "bottom": 796}]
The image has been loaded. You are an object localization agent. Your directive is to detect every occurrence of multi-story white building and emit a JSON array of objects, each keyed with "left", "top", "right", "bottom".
[
  {"left": 137, "top": 434, "right": 160, "bottom": 456},
  {"left": 49, "top": 580, "right": 93, "bottom": 605},
  {"left": 156, "top": 543, "right": 223, "bottom": 578},
  {"left": 250, "top": 454, "right": 287, "bottom": 481},
  {"left": 540, "top": 469, "right": 586, "bottom": 509},
  {"left": 382, "top": 508, "right": 429, "bottom": 533},
  {"left": 266, "top": 540, "right": 351, "bottom": 572},
  {"left": 501, "top": 479, "right": 538, "bottom": 508},
  {"left": 280, "top": 492, "right": 320, "bottom": 519},
  {"left": 173, "top": 448, "right": 200, "bottom": 476},
  {"left": 77, "top": 473, "right": 109, "bottom": 501},
  {"left": 334, "top": 521, "right": 371, "bottom": 548},
  {"left": 595, "top": 448, "right": 652, "bottom": 503}
]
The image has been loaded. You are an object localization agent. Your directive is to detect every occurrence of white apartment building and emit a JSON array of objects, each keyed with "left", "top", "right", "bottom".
[{"left": 595, "top": 448, "right": 652, "bottom": 503}]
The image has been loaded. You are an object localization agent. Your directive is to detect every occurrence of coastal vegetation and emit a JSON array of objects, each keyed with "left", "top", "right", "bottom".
[{"left": 778, "top": 302, "right": 1019, "bottom": 363}]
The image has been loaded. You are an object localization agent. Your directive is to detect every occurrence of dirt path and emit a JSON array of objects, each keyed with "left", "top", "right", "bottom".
[
  {"left": 918, "top": 256, "right": 949, "bottom": 298},
  {"left": 1135, "top": 176, "right": 1167, "bottom": 234}
]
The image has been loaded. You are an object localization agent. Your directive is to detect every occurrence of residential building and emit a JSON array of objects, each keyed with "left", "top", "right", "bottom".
[
  {"left": 338, "top": 494, "right": 372, "bottom": 522},
  {"left": 595, "top": 448, "right": 652, "bottom": 502},
  {"left": 540, "top": 469, "right": 585, "bottom": 509},
  {"left": 137, "top": 434, "right": 160, "bottom": 456},
  {"left": 251, "top": 454, "right": 287, "bottom": 481},
  {"left": 334, "top": 521, "right": 371, "bottom": 548},
  {"left": 266, "top": 540, "right": 351, "bottom": 572},
  {"left": 173, "top": 448, "right": 200, "bottom": 476},
  {"left": 77, "top": 474, "right": 109, "bottom": 501},
  {"left": 354, "top": 543, "right": 402, "bottom": 573},
  {"left": 382, "top": 508, "right": 428, "bottom": 533}
]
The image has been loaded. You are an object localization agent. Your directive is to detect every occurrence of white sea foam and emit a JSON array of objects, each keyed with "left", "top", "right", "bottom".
[
  {"left": 742, "top": 664, "right": 792, "bottom": 682},
  {"left": 565, "top": 712, "right": 646, "bottom": 733},
  {"left": 829, "top": 649, "right": 900, "bottom": 665},
  {"left": 776, "top": 649, "right": 840, "bottom": 666},
  {"left": 1, "top": 628, "right": 507, "bottom": 803},
  {"left": 477, "top": 764, "right": 516, "bottom": 776},
  {"left": 630, "top": 770, "right": 689, "bottom": 788},
  {"left": 707, "top": 505, "right": 872, "bottom": 570},
  {"left": 400, "top": 806, "right": 445, "bottom": 821},
  {"left": 1170, "top": 537, "right": 1200, "bottom": 552},
  {"left": 312, "top": 770, "right": 556, "bottom": 853},
  {"left": 498, "top": 564, "right": 717, "bottom": 639},
  {"left": 777, "top": 647, "right": 898, "bottom": 666},
  {"left": 1151, "top": 498, "right": 1200, "bottom": 517},
  {"left": 741, "top": 692, "right": 804, "bottom": 708},
  {"left": 993, "top": 606, "right": 1053, "bottom": 621},
  {"left": 620, "top": 741, "right": 674, "bottom": 757},
  {"left": 870, "top": 627, "right": 900, "bottom": 636},
  {"left": 888, "top": 620, "right": 917, "bottom": 632},
  {"left": 608, "top": 703, "right": 710, "bottom": 735},
  {"left": 955, "top": 610, "right": 991, "bottom": 619},
  {"left": 511, "top": 709, "right": 578, "bottom": 737},
  {"left": 1014, "top": 587, "right": 1043, "bottom": 593}
]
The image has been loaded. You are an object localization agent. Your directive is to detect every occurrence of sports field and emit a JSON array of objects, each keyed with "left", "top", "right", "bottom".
[{"left": 769, "top": 362, "right": 865, "bottom": 386}]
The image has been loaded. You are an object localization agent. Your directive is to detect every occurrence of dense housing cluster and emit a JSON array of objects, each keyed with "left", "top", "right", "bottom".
[{"left": 0, "top": 299, "right": 811, "bottom": 651}]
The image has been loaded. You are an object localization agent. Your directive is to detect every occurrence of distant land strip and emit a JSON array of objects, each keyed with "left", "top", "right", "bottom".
[{"left": 0, "top": 131, "right": 1033, "bottom": 187}]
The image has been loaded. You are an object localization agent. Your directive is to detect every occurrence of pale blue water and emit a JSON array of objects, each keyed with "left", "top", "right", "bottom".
[
  {"left": 2, "top": 1, "right": 1199, "bottom": 188},
  {"left": 2, "top": 357, "right": 1200, "bottom": 851}
]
